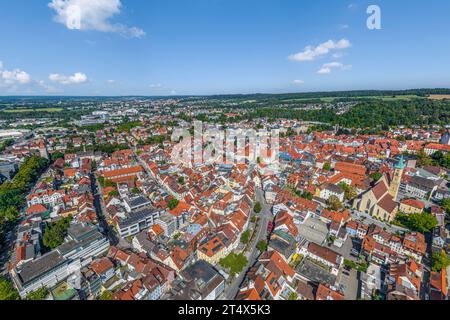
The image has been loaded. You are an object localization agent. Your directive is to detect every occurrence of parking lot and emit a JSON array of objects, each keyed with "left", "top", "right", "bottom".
[
  {"left": 326, "top": 237, "right": 361, "bottom": 262},
  {"left": 337, "top": 267, "right": 360, "bottom": 300}
]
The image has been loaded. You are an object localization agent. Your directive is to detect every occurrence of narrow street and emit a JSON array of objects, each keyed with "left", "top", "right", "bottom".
[
  {"left": 134, "top": 149, "right": 171, "bottom": 195},
  {"left": 224, "top": 187, "right": 273, "bottom": 299},
  {"left": 90, "top": 172, "right": 120, "bottom": 247},
  {"left": 420, "top": 232, "right": 433, "bottom": 300}
]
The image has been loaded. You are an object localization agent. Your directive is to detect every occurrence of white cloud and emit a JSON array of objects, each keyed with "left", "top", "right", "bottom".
[
  {"left": 0, "top": 60, "right": 67, "bottom": 94},
  {"left": 0, "top": 62, "right": 32, "bottom": 86},
  {"left": 317, "top": 62, "right": 352, "bottom": 75},
  {"left": 15, "top": 71, "right": 32, "bottom": 84},
  {"left": 288, "top": 39, "right": 351, "bottom": 62},
  {"left": 49, "top": 72, "right": 88, "bottom": 84},
  {"left": 107, "top": 79, "right": 116, "bottom": 84},
  {"left": 149, "top": 83, "right": 163, "bottom": 89},
  {"left": 48, "top": 0, "right": 145, "bottom": 38},
  {"left": 293, "top": 80, "right": 305, "bottom": 85},
  {"left": 339, "top": 24, "right": 349, "bottom": 30}
]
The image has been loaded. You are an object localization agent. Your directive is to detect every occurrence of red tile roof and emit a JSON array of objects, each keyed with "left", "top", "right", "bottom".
[
  {"left": 260, "top": 250, "right": 295, "bottom": 279},
  {"left": 236, "top": 288, "right": 261, "bottom": 300},
  {"left": 425, "top": 143, "right": 450, "bottom": 152},
  {"left": 25, "top": 204, "right": 48, "bottom": 215},
  {"left": 400, "top": 199, "right": 425, "bottom": 210},
  {"left": 90, "top": 257, "right": 114, "bottom": 275},
  {"left": 335, "top": 161, "right": 366, "bottom": 176},
  {"left": 316, "top": 284, "right": 345, "bottom": 300},
  {"left": 307, "top": 243, "right": 341, "bottom": 265},
  {"left": 378, "top": 194, "right": 398, "bottom": 214},
  {"left": 430, "top": 269, "right": 448, "bottom": 299},
  {"left": 372, "top": 180, "right": 389, "bottom": 200},
  {"left": 102, "top": 166, "right": 143, "bottom": 179}
]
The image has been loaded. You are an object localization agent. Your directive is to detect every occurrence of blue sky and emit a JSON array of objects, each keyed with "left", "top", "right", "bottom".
[{"left": 0, "top": 0, "right": 449, "bottom": 96}]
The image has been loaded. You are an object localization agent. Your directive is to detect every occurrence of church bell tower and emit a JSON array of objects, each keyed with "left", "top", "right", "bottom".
[{"left": 388, "top": 155, "right": 406, "bottom": 201}]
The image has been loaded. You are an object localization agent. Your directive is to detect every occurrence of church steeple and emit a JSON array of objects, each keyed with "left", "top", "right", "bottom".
[
  {"left": 388, "top": 156, "right": 405, "bottom": 200},
  {"left": 394, "top": 155, "right": 406, "bottom": 170}
]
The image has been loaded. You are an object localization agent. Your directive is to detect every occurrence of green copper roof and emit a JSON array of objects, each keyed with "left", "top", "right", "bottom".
[{"left": 395, "top": 155, "right": 406, "bottom": 170}]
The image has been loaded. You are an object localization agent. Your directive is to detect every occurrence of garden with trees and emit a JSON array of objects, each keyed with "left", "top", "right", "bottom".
[
  {"left": 415, "top": 150, "right": 450, "bottom": 170},
  {"left": 432, "top": 250, "right": 450, "bottom": 272},
  {"left": 0, "top": 277, "right": 20, "bottom": 300},
  {"left": 338, "top": 182, "right": 358, "bottom": 201},
  {"left": 43, "top": 217, "right": 73, "bottom": 250},
  {"left": 219, "top": 252, "right": 248, "bottom": 277},
  {"left": 0, "top": 156, "right": 48, "bottom": 244},
  {"left": 240, "top": 230, "right": 251, "bottom": 245},
  {"left": 168, "top": 198, "right": 180, "bottom": 210},
  {"left": 394, "top": 212, "right": 438, "bottom": 233},
  {"left": 25, "top": 287, "right": 49, "bottom": 300},
  {"left": 327, "top": 195, "right": 344, "bottom": 211}
]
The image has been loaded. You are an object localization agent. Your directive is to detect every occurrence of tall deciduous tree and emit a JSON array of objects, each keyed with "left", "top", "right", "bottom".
[
  {"left": 254, "top": 202, "right": 262, "bottom": 214},
  {"left": 327, "top": 196, "right": 344, "bottom": 211},
  {"left": 0, "top": 277, "right": 20, "bottom": 300},
  {"left": 432, "top": 250, "right": 450, "bottom": 272}
]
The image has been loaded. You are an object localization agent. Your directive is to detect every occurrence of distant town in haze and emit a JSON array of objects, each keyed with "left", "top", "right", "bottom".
[{"left": 0, "top": 0, "right": 450, "bottom": 304}]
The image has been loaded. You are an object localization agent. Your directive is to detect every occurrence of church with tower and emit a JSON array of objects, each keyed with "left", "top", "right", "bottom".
[{"left": 353, "top": 156, "right": 406, "bottom": 222}]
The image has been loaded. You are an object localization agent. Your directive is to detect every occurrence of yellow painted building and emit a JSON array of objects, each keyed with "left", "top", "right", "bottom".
[{"left": 197, "top": 236, "right": 227, "bottom": 265}]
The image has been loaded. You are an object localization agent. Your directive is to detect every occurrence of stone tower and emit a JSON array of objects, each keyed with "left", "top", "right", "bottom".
[
  {"left": 388, "top": 155, "right": 406, "bottom": 201},
  {"left": 38, "top": 139, "right": 49, "bottom": 160}
]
